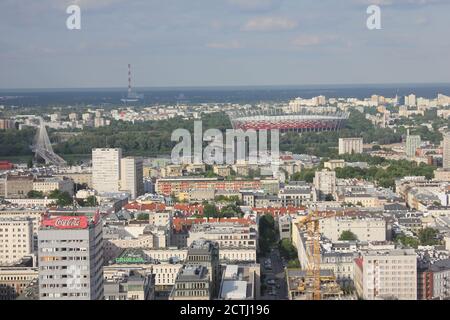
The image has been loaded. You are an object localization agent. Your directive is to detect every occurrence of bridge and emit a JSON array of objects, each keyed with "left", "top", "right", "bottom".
[{"left": 30, "top": 117, "right": 67, "bottom": 167}]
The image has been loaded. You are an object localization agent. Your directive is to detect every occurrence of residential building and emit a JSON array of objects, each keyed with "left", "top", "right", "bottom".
[
  {"left": 338, "top": 138, "right": 363, "bottom": 155},
  {"left": 120, "top": 157, "right": 144, "bottom": 199},
  {"left": 0, "top": 217, "right": 34, "bottom": 266},
  {"left": 354, "top": 249, "right": 417, "bottom": 300},
  {"left": 92, "top": 148, "right": 122, "bottom": 193},
  {"left": 314, "top": 170, "right": 336, "bottom": 200}
]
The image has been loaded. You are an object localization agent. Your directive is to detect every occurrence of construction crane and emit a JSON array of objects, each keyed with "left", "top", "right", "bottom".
[{"left": 296, "top": 210, "right": 345, "bottom": 300}]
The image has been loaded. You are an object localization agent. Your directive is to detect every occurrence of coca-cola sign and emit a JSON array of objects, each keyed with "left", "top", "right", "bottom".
[{"left": 42, "top": 216, "right": 89, "bottom": 229}]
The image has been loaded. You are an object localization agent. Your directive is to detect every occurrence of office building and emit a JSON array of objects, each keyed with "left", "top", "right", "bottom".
[
  {"left": 186, "top": 240, "right": 220, "bottom": 298},
  {"left": 38, "top": 214, "right": 103, "bottom": 300},
  {"left": 169, "top": 265, "right": 211, "bottom": 300}
]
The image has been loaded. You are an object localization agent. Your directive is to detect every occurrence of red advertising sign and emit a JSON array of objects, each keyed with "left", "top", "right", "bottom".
[{"left": 42, "top": 216, "right": 89, "bottom": 229}]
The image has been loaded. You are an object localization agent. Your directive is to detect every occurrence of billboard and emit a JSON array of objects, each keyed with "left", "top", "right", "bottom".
[{"left": 42, "top": 216, "right": 89, "bottom": 229}]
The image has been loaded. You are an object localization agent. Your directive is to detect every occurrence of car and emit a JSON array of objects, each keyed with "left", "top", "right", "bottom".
[
  {"left": 268, "top": 291, "right": 277, "bottom": 296},
  {"left": 266, "top": 279, "right": 276, "bottom": 285}
]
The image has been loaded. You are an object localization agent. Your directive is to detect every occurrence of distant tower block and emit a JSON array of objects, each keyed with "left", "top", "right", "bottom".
[{"left": 128, "top": 63, "right": 132, "bottom": 96}]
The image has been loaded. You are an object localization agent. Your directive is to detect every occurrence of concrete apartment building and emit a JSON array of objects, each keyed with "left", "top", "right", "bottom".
[
  {"left": 354, "top": 249, "right": 417, "bottom": 300},
  {"left": 155, "top": 177, "right": 279, "bottom": 197},
  {"left": 0, "top": 217, "right": 34, "bottom": 266},
  {"left": 314, "top": 169, "right": 336, "bottom": 200},
  {"left": 443, "top": 132, "right": 450, "bottom": 169},
  {"left": 418, "top": 259, "right": 450, "bottom": 300},
  {"left": 38, "top": 214, "right": 104, "bottom": 300},
  {"left": 405, "top": 134, "right": 422, "bottom": 158},
  {"left": 319, "top": 214, "right": 387, "bottom": 242},
  {"left": 92, "top": 148, "right": 122, "bottom": 193},
  {"left": 120, "top": 157, "right": 144, "bottom": 200},
  {"left": 338, "top": 138, "right": 363, "bottom": 155},
  {"left": 92, "top": 148, "right": 144, "bottom": 199}
]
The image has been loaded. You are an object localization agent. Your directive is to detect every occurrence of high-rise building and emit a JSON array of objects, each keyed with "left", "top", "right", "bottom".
[
  {"left": 338, "top": 138, "right": 363, "bottom": 155},
  {"left": 443, "top": 133, "right": 450, "bottom": 169},
  {"left": 92, "top": 148, "right": 122, "bottom": 193},
  {"left": 405, "top": 134, "right": 421, "bottom": 158},
  {"left": 0, "top": 217, "right": 34, "bottom": 266},
  {"left": 185, "top": 240, "right": 220, "bottom": 298},
  {"left": 38, "top": 214, "right": 103, "bottom": 300},
  {"left": 313, "top": 169, "right": 336, "bottom": 200},
  {"left": 120, "top": 157, "right": 144, "bottom": 199},
  {"left": 0, "top": 119, "right": 16, "bottom": 130},
  {"left": 354, "top": 249, "right": 417, "bottom": 300},
  {"left": 405, "top": 94, "right": 417, "bottom": 107}
]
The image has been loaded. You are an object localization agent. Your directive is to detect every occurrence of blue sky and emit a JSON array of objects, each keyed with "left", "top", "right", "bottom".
[{"left": 1, "top": 0, "right": 450, "bottom": 89}]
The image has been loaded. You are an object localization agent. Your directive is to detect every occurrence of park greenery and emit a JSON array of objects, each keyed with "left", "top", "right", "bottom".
[
  {"left": 279, "top": 238, "right": 300, "bottom": 267},
  {"left": 339, "top": 230, "right": 358, "bottom": 241},
  {"left": 291, "top": 156, "right": 436, "bottom": 189},
  {"left": 202, "top": 202, "right": 243, "bottom": 218},
  {"left": 395, "top": 227, "right": 440, "bottom": 249}
]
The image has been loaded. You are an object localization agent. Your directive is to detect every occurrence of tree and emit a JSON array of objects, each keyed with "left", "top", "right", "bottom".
[
  {"left": 136, "top": 213, "right": 149, "bottom": 221},
  {"left": 395, "top": 233, "right": 420, "bottom": 249},
  {"left": 279, "top": 239, "right": 298, "bottom": 261},
  {"left": 84, "top": 196, "right": 97, "bottom": 207},
  {"left": 259, "top": 215, "right": 277, "bottom": 255},
  {"left": 418, "top": 228, "right": 439, "bottom": 246},
  {"left": 204, "top": 203, "right": 218, "bottom": 218},
  {"left": 27, "top": 190, "right": 44, "bottom": 199},
  {"left": 49, "top": 189, "right": 73, "bottom": 207},
  {"left": 339, "top": 230, "right": 358, "bottom": 241},
  {"left": 27, "top": 158, "right": 33, "bottom": 169}
]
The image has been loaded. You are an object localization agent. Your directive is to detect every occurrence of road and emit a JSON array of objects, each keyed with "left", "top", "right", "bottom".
[{"left": 260, "top": 247, "right": 288, "bottom": 300}]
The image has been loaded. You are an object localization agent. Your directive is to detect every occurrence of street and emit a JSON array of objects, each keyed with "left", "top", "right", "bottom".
[{"left": 260, "top": 247, "right": 288, "bottom": 300}]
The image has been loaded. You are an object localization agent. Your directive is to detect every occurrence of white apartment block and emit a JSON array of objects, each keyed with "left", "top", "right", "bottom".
[
  {"left": 0, "top": 218, "right": 34, "bottom": 266},
  {"left": 314, "top": 169, "right": 336, "bottom": 200},
  {"left": 339, "top": 138, "right": 363, "bottom": 155},
  {"left": 320, "top": 215, "right": 387, "bottom": 242},
  {"left": 120, "top": 157, "right": 144, "bottom": 200},
  {"left": 443, "top": 133, "right": 450, "bottom": 169},
  {"left": 92, "top": 148, "right": 122, "bottom": 193},
  {"left": 354, "top": 249, "right": 417, "bottom": 300}
]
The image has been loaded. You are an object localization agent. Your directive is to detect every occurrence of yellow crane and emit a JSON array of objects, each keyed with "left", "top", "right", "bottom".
[{"left": 297, "top": 210, "right": 345, "bottom": 300}]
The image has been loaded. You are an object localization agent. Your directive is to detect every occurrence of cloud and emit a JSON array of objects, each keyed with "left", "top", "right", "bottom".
[
  {"left": 206, "top": 40, "right": 243, "bottom": 49},
  {"left": 242, "top": 16, "right": 298, "bottom": 31},
  {"left": 291, "top": 35, "right": 322, "bottom": 47},
  {"left": 226, "top": 0, "right": 283, "bottom": 12},
  {"left": 353, "top": 0, "right": 449, "bottom": 7}
]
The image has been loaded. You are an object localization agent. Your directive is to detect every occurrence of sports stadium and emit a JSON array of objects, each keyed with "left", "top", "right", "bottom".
[{"left": 229, "top": 111, "right": 349, "bottom": 133}]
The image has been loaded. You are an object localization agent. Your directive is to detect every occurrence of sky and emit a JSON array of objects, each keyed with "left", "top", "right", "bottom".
[{"left": 1, "top": 0, "right": 450, "bottom": 89}]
